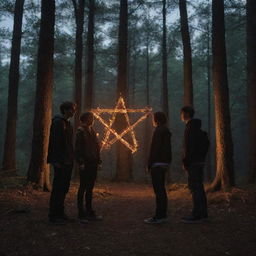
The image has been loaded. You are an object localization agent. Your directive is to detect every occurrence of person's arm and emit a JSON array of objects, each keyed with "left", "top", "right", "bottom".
[
  {"left": 75, "top": 130, "right": 85, "bottom": 166},
  {"left": 183, "top": 123, "right": 196, "bottom": 168},
  {"left": 165, "top": 130, "right": 172, "bottom": 164},
  {"left": 96, "top": 136, "right": 102, "bottom": 164},
  {"left": 148, "top": 128, "right": 162, "bottom": 169},
  {"left": 47, "top": 120, "right": 64, "bottom": 165}
]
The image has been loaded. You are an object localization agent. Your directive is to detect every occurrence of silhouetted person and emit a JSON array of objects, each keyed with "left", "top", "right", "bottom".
[
  {"left": 47, "top": 101, "right": 76, "bottom": 225},
  {"left": 181, "top": 106, "right": 209, "bottom": 223},
  {"left": 75, "top": 112, "right": 102, "bottom": 223},
  {"left": 144, "top": 112, "right": 172, "bottom": 224}
]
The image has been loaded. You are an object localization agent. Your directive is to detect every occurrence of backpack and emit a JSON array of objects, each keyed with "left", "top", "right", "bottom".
[{"left": 198, "top": 129, "right": 210, "bottom": 159}]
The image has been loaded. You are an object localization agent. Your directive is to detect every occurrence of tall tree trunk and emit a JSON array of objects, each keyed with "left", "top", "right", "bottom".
[
  {"left": 145, "top": 36, "right": 150, "bottom": 108},
  {"left": 115, "top": 0, "right": 132, "bottom": 181},
  {"left": 144, "top": 32, "right": 151, "bottom": 172},
  {"left": 72, "top": 0, "right": 85, "bottom": 133},
  {"left": 206, "top": 1, "right": 212, "bottom": 181},
  {"left": 72, "top": 0, "right": 85, "bottom": 179},
  {"left": 27, "top": 0, "right": 55, "bottom": 191},
  {"left": 1, "top": 0, "right": 25, "bottom": 174},
  {"left": 131, "top": 49, "right": 136, "bottom": 105},
  {"left": 162, "top": 0, "right": 171, "bottom": 182},
  {"left": 210, "top": 0, "right": 234, "bottom": 191},
  {"left": 162, "top": 0, "right": 169, "bottom": 119},
  {"left": 247, "top": 0, "right": 256, "bottom": 183},
  {"left": 85, "top": 0, "right": 95, "bottom": 110},
  {"left": 179, "top": 0, "right": 193, "bottom": 106}
]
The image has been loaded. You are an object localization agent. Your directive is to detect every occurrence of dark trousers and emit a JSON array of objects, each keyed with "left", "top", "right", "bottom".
[
  {"left": 187, "top": 164, "right": 208, "bottom": 218},
  {"left": 77, "top": 163, "right": 97, "bottom": 216},
  {"left": 49, "top": 164, "right": 73, "bottom": 220},
  {"left": 151, "top": 167, "right": 168, "bottom": 219}
]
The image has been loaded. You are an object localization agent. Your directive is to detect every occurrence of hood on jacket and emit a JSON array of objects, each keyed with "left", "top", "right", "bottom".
[{"left": 52, "top": 114, "right": 66, "bottom": 122}]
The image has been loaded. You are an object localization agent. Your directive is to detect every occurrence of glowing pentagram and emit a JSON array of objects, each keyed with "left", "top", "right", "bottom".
[{"left": 91, "top": 96, "right": 152, "bottom": 153}]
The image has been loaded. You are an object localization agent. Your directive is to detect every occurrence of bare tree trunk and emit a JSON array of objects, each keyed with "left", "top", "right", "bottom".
[
  {"left": 144, "top": 32, "right": 152, "bottom": 172},
  {"left": 27, "top": 0, "right": 55, "bottom": 191},
  {"left": 162, "top": 0, "right": 171, "bottom": 182},
  {"left": 115, "top": 0, "right": 132, "bottom": 181},
  {"left": 128, "top": 21, "right": 137, "bottom": 105},
  {"left": 206, "top": 0, "right": 212, "bottom": 181},
  {"left": 247, "top": 0, "right": 256, "bottom": 183},
  {"left": 145, "top": 37, "right": 150, "bottom": 108},
  {"left": 1, "top": 0, "right": 25, "bottom": 175},
  {"left": 179, "top": 0, "right": 193, "bottom": 106},
  {"left": 210, "top": 0, "right": 235, "bottom": 191},
  {"left": 85, "top": 0, "right": 95, "bottom": 110},
  {"left": 131, "top": 49, "right": 136, "bottom": 105},
  {"left": 72, "top": 0, "right": 85, "bottom": 179},
  {"left": 72, "top": 0, "right": 85, "bottom": 133},
  {"left": 162, "top": 0, "right": 169, "bottom": 119}
]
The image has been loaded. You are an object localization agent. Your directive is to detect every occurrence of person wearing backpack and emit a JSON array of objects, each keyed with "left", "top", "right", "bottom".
[
  {"left": 75, "top": 112, "right": 102, "bottom": 223},
  {"left": 180, "top": 106, "right": 209, "bottom": 223}
]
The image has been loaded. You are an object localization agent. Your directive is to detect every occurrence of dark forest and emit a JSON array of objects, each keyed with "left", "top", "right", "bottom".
[{"left": 0, "top": 0, "right": 255, "bottom": 255}]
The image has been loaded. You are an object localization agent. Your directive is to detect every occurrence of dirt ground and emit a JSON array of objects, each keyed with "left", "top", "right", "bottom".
[{"left": 0, "top": 179, "right": 256, "bottom": 256}]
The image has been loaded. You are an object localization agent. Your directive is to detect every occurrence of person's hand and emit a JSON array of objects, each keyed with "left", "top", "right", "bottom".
[
  {"left": 182, "top": 164, "right": 188, "bottom": 172},
  {"left": 146, "top": 167, "right": 151, "bottom": 174},
  {"left": 79, "top": 164, "right": 85, "bottom": 170}
]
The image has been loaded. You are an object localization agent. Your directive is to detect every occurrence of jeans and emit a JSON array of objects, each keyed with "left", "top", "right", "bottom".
[
  {"left": 151, "top": 167, "right": 168, "bottom": 219},
  {"left": 49, "top": 164, "right": 73, "bottom": 220},
  {"left": 77, "top": 163, "right": 98, "bottom": 216},
  {"left": 187, "top": 163, "right": 208, "bottom": 218}
]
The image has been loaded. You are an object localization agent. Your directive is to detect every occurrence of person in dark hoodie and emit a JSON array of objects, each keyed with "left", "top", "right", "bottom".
[
  {"left": 144, "top": 112, "right": 172, "bottom": 224},
  {"left": 47, "top": 101, "right": 76, "bottom": 225},
  {"left": 181, "top": 106, "right": 209, "bottom": 223},
  {"left": 75, "top": 112, "right": 102, "bottom": 223}
]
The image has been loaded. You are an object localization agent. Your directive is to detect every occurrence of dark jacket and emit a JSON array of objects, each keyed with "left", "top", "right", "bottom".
[
  {"left": 148, "top": 125, "right": 172, "bottom": 169},
  {"left": 47, "top": 114, "right": 74, "bottom": 164},
  {"left": 183, "top": 118, "right": 207, "bottom": 167},
  {"left": 75, "top": 125, "right": 101, "bottom": 165}
]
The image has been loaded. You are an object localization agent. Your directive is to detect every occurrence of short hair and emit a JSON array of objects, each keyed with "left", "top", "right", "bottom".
[
  {"left": 80, "top": 112, "right": 94, "bottom": 123},
  {"left": 181, "top": 106, "right": 195, "bottom": 118},
  {"left": 60, "top": 101, "right": 76, "bottom": 114},
  {"left": 154, "top": 112, "right": 167, "bottom": 126}
]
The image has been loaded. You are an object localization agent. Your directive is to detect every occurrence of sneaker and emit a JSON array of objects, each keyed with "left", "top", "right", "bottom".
[
  {"left": 78, "top": 211, "right": 89, "bottom": 224},
  {"left": 86, "top": 211, "right": 103, "bottom": 221},
  {"left": 78, "top": 216, "right": 89, "bottom": 224},
  {"left": 61, "top": 213, "right": 75, "bottom": 222},
  {"left": 181, "top": 215, "right": 203, "bottom": 224},
  {"left": 144, "top": 217, "right": 168, "bottom": 224},
  {"left": 49, "top": 218, "right": 66, "bottom": 225}
]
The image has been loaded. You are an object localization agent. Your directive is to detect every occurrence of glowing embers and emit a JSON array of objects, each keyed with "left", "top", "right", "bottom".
[{"left": 91, "top": 96, "right": 152, "bottom": 153}]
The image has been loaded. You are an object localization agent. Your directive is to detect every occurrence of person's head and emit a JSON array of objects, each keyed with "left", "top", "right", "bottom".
[
  {"left": 180, "top": 106, "right": 195, "bottom": 123},
  {"left": 60, "top": 101, "right": 76, "bottom": 119},
  {"left": 80, "top": 112, "right": 94, "bottom": 127},
  {"left": 153, "top": 112, "right": 167, "bottom": 127}
]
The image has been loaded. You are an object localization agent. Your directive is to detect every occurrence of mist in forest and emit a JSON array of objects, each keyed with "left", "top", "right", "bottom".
[{"left": 0, "top": 0, "right": 249, "bottom": 183}]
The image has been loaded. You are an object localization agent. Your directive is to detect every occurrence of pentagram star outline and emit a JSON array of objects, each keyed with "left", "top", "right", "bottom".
[{"left": 91, "top": 97, "right": 152, "bottom": 153}]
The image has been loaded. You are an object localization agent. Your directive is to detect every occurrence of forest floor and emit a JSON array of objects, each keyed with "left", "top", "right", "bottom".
[{"left": 0, "top": 177, "right": 256, "bottom": 256}]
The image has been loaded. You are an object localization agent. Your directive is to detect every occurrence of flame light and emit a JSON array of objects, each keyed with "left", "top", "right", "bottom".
[{"left": 91, "top": 96, "right": 152, "bottom": 153}]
